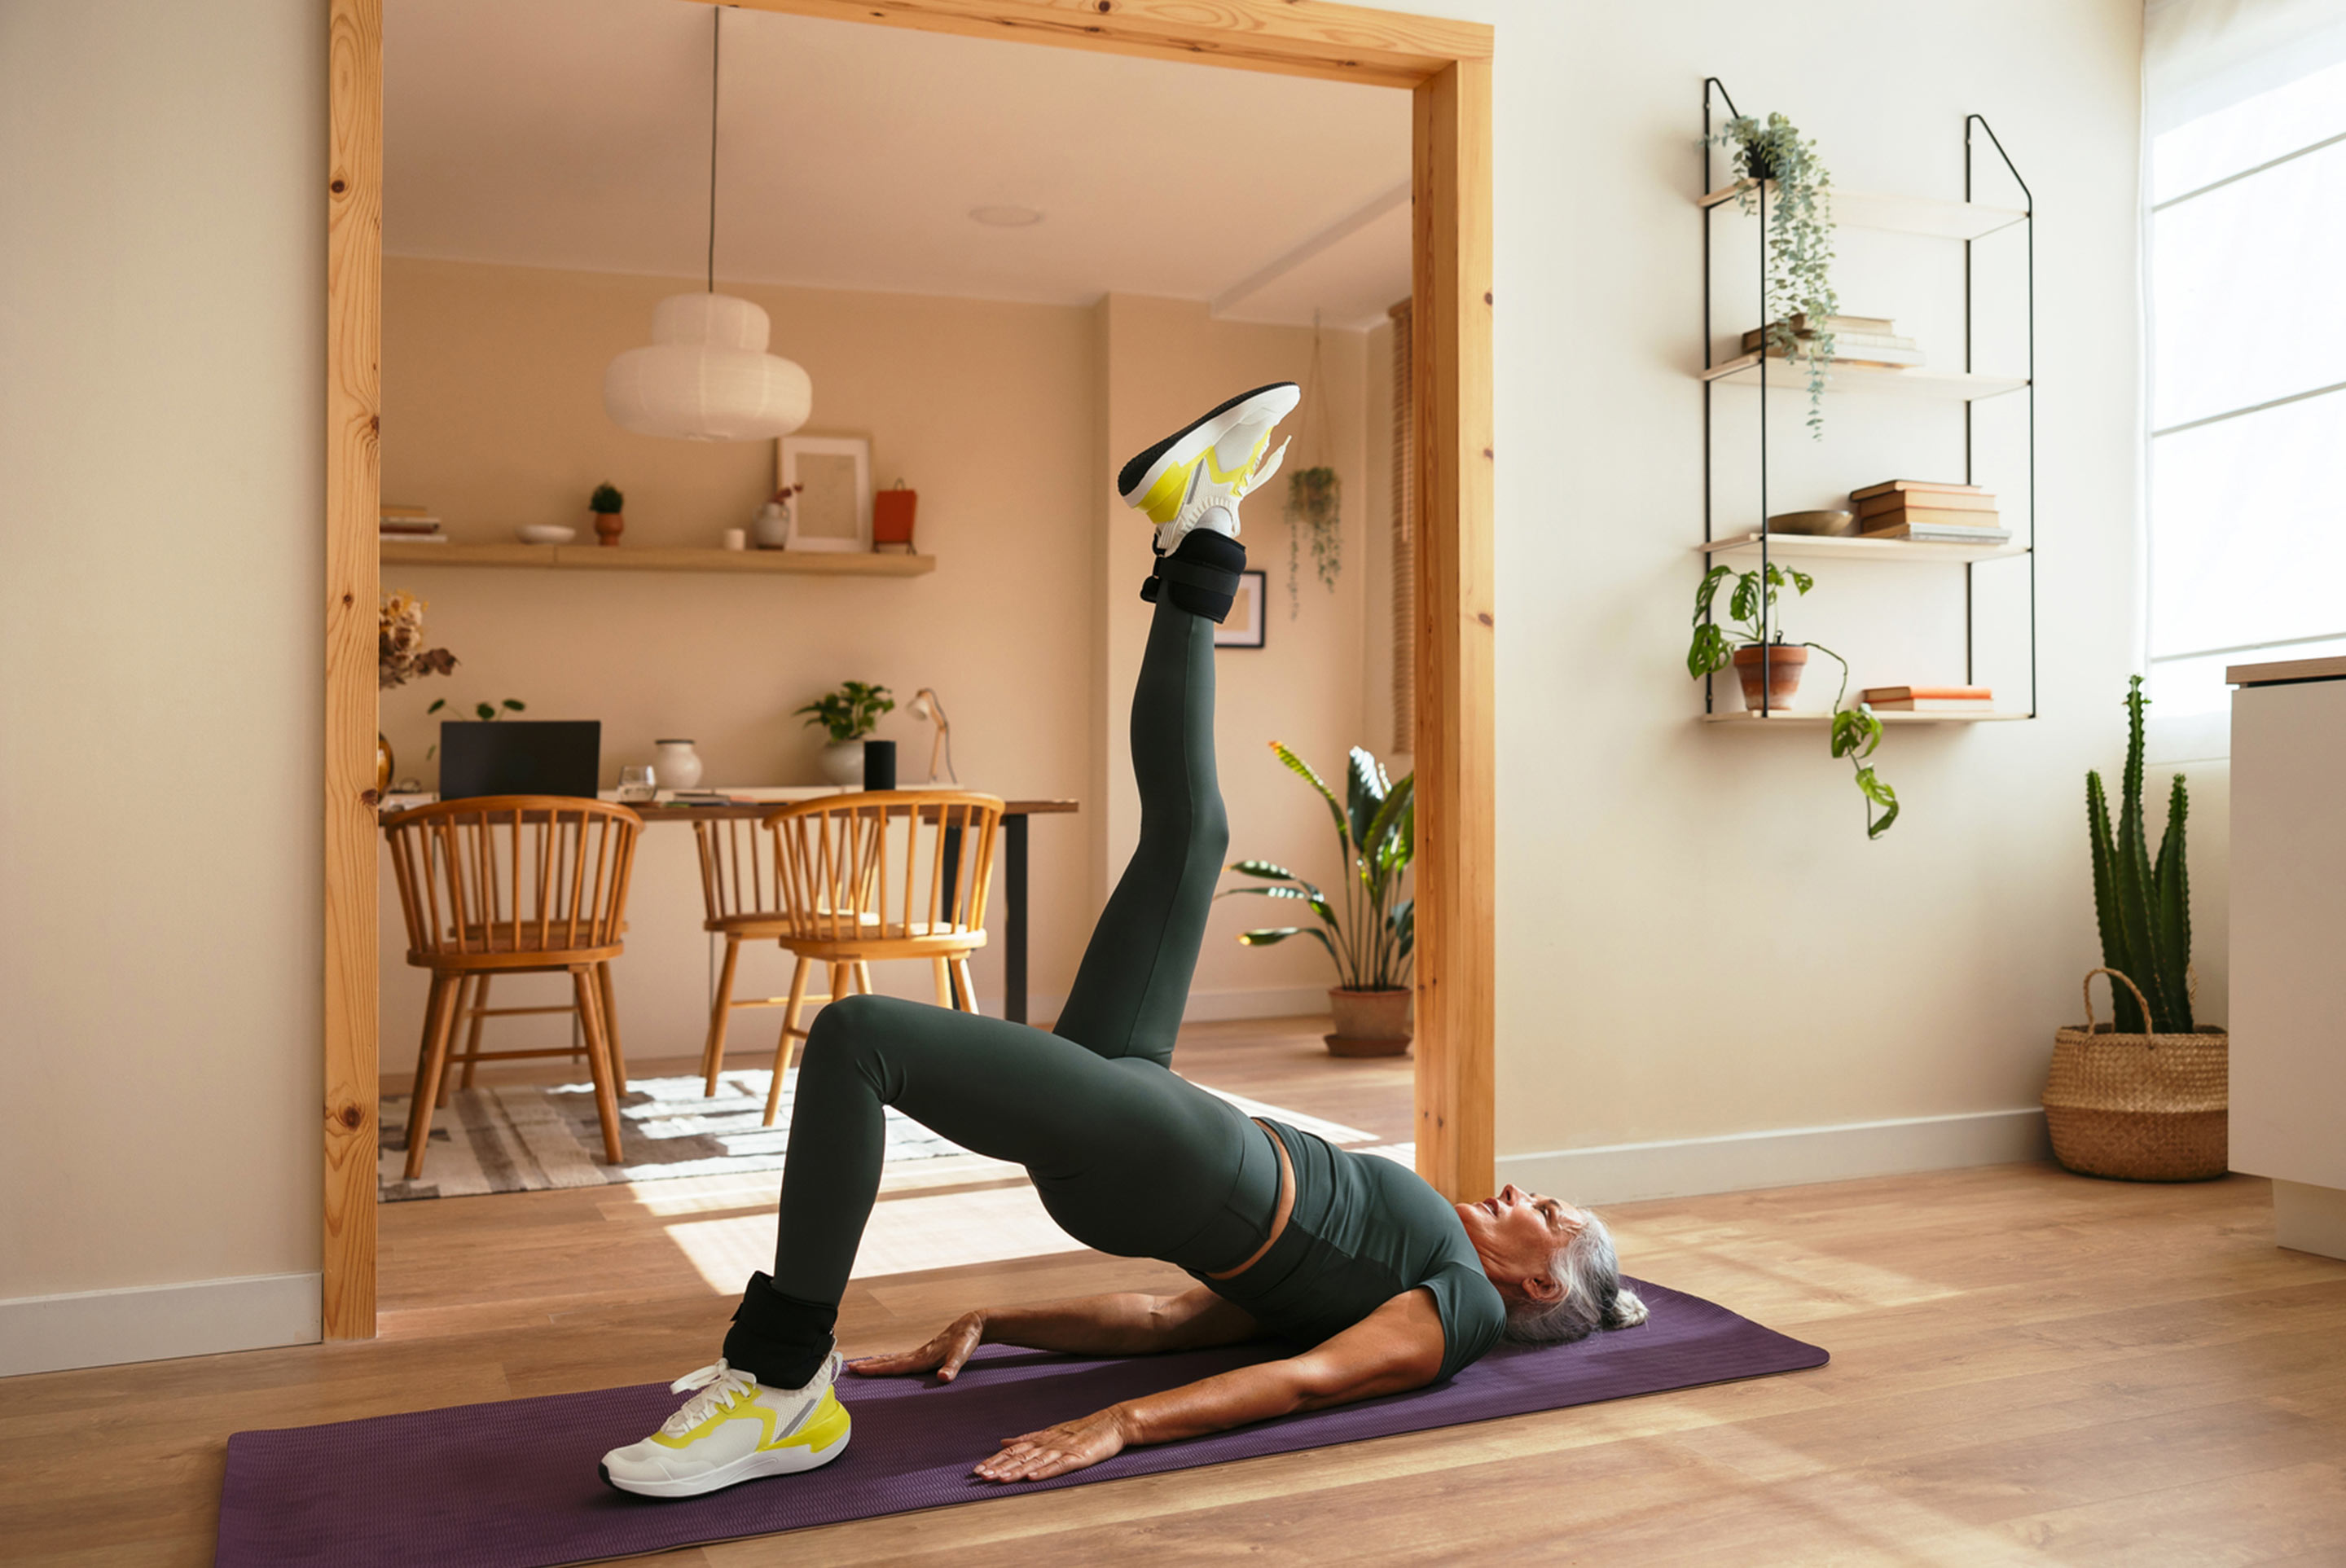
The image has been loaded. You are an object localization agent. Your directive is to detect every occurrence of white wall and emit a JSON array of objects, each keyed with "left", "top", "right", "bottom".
[
  {"left": 1389, "top": 0, "right": 2150, "bottom": 1200},
  {"left": 0, "top": 0, "right": 324, "bottom": 1370}
]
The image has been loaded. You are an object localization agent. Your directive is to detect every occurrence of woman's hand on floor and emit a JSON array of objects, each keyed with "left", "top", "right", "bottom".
[
  {"left": 973, "top": 1407, "right": 1130, "bottom": 1483},
  {"left": 846, "top": 1310, "right": 986, "bottom": 1382}
]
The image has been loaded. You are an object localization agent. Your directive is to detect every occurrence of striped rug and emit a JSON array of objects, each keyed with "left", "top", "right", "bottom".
[{"left": 376, "top": 1071, "right": 1377, "bottom": 1203}]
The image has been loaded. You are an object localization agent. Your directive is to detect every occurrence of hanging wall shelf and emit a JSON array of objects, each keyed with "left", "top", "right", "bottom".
[{"left": 1698, "top": 78, "right": 2038, "bottom": 722}]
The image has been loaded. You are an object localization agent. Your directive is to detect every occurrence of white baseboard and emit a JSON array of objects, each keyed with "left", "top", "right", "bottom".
[
  {"left": 1499, "top": 1108, "right": 2051, "bottom": 1207},
  {"left": 0, "top": 1272, "right": 321, "bottom": 1378},
  {"left": 2273, "top": 1181, "right": 2346, "bottom": 1262},
  {"left": 977, "top": 986, "right": 1333, "bottom": 1026}
]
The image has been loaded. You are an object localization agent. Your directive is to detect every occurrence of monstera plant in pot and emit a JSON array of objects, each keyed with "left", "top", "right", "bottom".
[{"left": 1222, "top": 744, "right": 1414, "bottom": 1056}]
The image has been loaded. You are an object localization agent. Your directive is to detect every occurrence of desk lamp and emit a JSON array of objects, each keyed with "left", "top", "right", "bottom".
[{"left": 907, "top": 688, "right": 956, "bottom": 784}]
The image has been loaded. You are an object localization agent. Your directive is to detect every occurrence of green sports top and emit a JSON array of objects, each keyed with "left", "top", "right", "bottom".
[{"left": 1193, "top": 1120, "right": 1508, "bottom": 1382}]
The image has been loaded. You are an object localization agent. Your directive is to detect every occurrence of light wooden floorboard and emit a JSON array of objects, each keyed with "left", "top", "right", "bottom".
[{"left": 4, "top": 1017, "right": 2342, "bottom": 1565}]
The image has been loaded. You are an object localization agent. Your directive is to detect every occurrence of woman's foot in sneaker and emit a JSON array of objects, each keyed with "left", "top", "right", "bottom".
[{"left": 600, "top": 1354, "right": 850, "bottom": 1498}]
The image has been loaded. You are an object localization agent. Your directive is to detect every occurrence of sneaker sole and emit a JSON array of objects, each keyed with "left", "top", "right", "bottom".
[
  {"left": 599, "top": 1424, "right": 850, "bottom": 1499},
  {"left": 1117, "top": 381, "right": 1300, "bottom": 503}
]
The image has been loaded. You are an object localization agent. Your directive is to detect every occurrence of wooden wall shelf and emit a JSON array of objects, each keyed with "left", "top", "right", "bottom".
[
  {"left": 380, "top": 542, "right": 935, "bottom": 577},
  {"left": 1698, "top": 354, "right": 2027, "bottom": 401},
  {"left": 1698, "top": 181, "right": 2028, "bottom": 241},
  {"left": 1702, "top": 709, "right": 2030, "bottom": 726},
  {"left": 1698, "top": 531, "right": 2028, "bottom": 565}
]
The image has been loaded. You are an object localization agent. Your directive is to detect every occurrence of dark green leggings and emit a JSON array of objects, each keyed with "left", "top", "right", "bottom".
[{"left": 731, "top": 593, "right": 1283, "bottom": 1381}]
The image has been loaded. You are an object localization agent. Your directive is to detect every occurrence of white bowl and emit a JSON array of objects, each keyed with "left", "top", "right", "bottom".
[{"left": 516, "top": 525, "right": 577, "bottom": 545}]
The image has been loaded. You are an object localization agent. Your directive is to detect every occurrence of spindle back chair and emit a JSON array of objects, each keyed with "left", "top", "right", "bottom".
[
  {"left": 698, "top": 791, "right": 1003, "bottom": 1127},
  {"left": 382, "top": 797, "right": 642, "bottom": 1178}
]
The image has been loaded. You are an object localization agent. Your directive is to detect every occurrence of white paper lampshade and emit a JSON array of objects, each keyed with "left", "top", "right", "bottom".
[{"left": 603, "top": 293, "right": 812, "bottom": 442}]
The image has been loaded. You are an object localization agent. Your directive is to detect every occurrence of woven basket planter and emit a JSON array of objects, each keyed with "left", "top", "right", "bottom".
[{"left": 2043, "top": 968, "right": 2229, "bottom": 1182}]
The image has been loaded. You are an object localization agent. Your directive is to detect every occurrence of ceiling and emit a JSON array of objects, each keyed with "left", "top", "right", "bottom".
[{"left": 384, "top": 0, "right": 1412, "bottom": 328}]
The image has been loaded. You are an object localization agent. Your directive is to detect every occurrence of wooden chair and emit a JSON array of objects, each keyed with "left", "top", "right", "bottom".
[
  {"left": 693, "top": 792, "right": 1004, "bottom": 1126},
  {"left": 383, "top": 797, "right": 643, "bottom": 1179}
]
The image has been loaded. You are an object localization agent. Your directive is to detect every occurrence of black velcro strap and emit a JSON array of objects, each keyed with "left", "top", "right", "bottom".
[{"left": 1153, "top": 556, "right": 1241, "bottom": 596}]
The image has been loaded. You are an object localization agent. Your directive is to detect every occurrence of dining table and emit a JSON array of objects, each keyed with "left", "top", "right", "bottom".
[{"left": 383, "top": 790, "right": 1078, "bottom": 1026}]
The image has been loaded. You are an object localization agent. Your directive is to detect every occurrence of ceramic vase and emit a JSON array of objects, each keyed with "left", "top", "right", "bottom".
[
  {"left": 819, "top": 740, "right": 865, "bottom": 787},
  {"left": 752, "top": 502, "right": 791, "bottom": 551},
  {"left": 593, "top": 509, "right": 624, "bottom": 547},
  {"left": 652, "top": 739, "right": 704, "bottom": 790}
]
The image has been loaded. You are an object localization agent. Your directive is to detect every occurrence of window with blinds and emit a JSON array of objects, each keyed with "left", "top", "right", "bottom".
[{"left": 2146, "top": 41, "right": 2346, "bottom": 723}]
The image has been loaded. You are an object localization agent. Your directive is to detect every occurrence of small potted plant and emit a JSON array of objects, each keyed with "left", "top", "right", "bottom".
[
  {"left": 1688, "top": 562, "right": 1899, "bottom": 838},
  {"left": 1706, "top": 111, "right": 1838, "bottom": 436},
  {"left": 1222, "top": 744, "right": 1414, "bottom": 1056},
  {"left": 590, "top": 481, "right": 625, "bottom": 547},
  {"left": 2045, "top": 676, "right": 2228, "bottom": 1180},
  {"left": 796, "top": 680, "right": 894, "bottom": 786}
]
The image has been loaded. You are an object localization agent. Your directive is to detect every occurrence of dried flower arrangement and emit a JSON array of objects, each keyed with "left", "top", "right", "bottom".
[{"left": 380, "top": 591, "right": 457, "bottom": 691}]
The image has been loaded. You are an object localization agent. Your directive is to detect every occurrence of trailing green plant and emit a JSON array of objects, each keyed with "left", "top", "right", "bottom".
[
  {"left": 1221, "top": 743, "right": 1413, "bottom": 991},
  {"left": 1706, "top": 112, "right": 1838, "bottom": 437},
  {"left": 1284, "top": 466, "right": 1342, "bottom": 619},
  {"left": 1688, "top": 562, "right": 1898, "bottom": 837},
  {"left": 796, "top": 680, "right": 894, "bottom": 743},
  {"left": 423, "top": 696, "right": 525, "bottom": 760},
  {"left": 590, "top": 481, "right": 624, "bottom": 514},
  {"left": 2085, "top": 676, "right": 2193, "bottom": 1034}
]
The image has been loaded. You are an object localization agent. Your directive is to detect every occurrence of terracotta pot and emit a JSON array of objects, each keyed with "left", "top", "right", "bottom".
[
  {"left": 1732, "top": 643, "right": 1808, "bottom": 712},
  {"left": 593, "top": 510, "right": 624, "bottom": 547},
  {"left": 1325, "top": 987, "right": 1412, "bottom": 1058}
]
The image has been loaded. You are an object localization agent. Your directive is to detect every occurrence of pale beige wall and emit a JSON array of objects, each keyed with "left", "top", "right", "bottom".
[
  {"left": 0, "top": 0, "right": 322, "bottom": 1301},
  {"left": 379, "top": 260, "right": 1099, "bottom": 1033},
  {"left": 1096, "top": 296, "right": 1376, "bottom": 1008},
  {"left": 377, "top": 261, "right": 1378, "bottom": 1043}
]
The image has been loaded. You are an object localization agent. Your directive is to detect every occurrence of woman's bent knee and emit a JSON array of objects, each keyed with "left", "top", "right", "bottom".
[{"left": 802, "top": 992, "right": 894, "bottom": 1062}]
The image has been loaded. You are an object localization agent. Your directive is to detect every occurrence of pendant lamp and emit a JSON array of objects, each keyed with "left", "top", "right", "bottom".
[{"left": 604, "top": 10, "right": 811, "bottom": 442}]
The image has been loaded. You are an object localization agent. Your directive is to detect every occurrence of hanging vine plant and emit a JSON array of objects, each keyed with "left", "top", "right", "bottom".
[
  {"left": 1707, "top": 112, "right": 1839, "bottom": 437},
  {"left": 1285, "top": 318, "right": 1342, "bottom": 618}
]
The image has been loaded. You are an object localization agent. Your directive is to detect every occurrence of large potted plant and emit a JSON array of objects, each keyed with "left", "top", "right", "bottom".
[
  {"left": 1223, "top": 744, "right": 1414, "bottom": 1056},
  {"left": 796, "top": 680, "right": 894, "bottom": 786},
  {"left": 2044, "top": 676, "right": 2229, "bottom": 1180},
  {"left": 1687, "top": 561, "right": 1899, "bottom": 837}
]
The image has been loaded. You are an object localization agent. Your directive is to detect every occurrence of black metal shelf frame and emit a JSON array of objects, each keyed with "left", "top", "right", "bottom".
[{"left": 1698, "top": 78, "right": 2038, "bottom": 718}]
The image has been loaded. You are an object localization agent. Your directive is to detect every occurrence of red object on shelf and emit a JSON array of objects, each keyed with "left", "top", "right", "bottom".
[{"left": 873, "top": 485, "right": 917, "bottom": 552}]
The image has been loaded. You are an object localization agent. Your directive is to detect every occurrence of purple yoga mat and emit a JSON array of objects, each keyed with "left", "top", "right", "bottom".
[{"left": 216, "top": 1280, "right": 1823, "bottom": 1568}]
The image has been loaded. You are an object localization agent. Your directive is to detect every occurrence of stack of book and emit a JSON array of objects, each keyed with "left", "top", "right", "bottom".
[
  {"left": 1740, "top": 314, "right": 1924, "bottom": 370},
  {"left": 1860, "top": 685, "right": 1995, "bottom": 714},
  {"left": 1851, "top": 480, "right": 2009, "bottom": 544},
  {"left": 380, "top": 504, "right": 445, "bottom": 544}
]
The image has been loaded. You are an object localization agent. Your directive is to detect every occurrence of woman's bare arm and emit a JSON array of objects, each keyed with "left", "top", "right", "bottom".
[
  {"left": 972, "top": 1287, "right": 1447, "bottom": 1482},
  {"left": 846, "top": 1285, "right": 1259, "bottom": 1381}
]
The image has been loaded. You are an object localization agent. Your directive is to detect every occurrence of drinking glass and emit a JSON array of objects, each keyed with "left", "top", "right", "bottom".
[{"left": 617, "top": 764, "right": 657, "bottom": 802}]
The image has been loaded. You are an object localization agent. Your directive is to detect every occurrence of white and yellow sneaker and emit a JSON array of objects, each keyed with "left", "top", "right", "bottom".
[
  {"left": 600, "top": 1354, "right": 850, "bottom": 1498},
  {"left": 1118, "top": 381, "right": 1300, "bottom": 552}
]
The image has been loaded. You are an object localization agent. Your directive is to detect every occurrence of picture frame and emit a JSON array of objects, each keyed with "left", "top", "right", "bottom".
[
  {"left": 1215, "top": 570, "right": 1268, "bottom": 648},
  {"left": 777, "top": 433, "right": 873, "bottom": 552}
]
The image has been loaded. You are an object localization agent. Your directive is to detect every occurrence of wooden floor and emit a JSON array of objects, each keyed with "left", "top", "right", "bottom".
[{"left": 7, "top": 1017, "right": 2344, "bottom": 1566}]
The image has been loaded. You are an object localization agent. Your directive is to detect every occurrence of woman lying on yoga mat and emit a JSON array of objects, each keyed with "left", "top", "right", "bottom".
[{"left": 600, "top": 384, "right": 1646, "bottom": 1500}]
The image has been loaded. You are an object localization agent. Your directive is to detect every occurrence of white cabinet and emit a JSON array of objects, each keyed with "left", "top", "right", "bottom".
[{"left": 2230, "top": 658, "right": 2346, "bottom": 1258}]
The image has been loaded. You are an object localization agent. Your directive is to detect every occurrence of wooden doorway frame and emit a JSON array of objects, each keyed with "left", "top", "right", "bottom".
[{"left": 322, "top": 0, "right": 1493, "bottom": 1339}]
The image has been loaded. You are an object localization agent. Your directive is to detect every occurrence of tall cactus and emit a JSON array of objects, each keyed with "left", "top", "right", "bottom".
[{"left": 2085, "top": 676, "right": 2193, "bottom": 1033}]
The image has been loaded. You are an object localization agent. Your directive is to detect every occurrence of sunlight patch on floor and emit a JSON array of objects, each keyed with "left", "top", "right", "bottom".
[{"left": 666, "top": 1182, "right": 1089, "bottom": 1293}]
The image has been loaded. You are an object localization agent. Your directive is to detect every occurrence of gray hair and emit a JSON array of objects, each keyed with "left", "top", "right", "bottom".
[{"left": 1500, "top": 1209, "right": 1650, "bottom": 1345}]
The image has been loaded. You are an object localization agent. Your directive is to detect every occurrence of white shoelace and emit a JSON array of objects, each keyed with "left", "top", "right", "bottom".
[{"left": 660, "top": 1359, "right": 760, "bottom": 1436}]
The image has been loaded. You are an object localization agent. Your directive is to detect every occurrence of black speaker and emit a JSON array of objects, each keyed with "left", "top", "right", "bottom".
[{"left": 861, "top": 739, "right": 897, "bottom": 792}]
